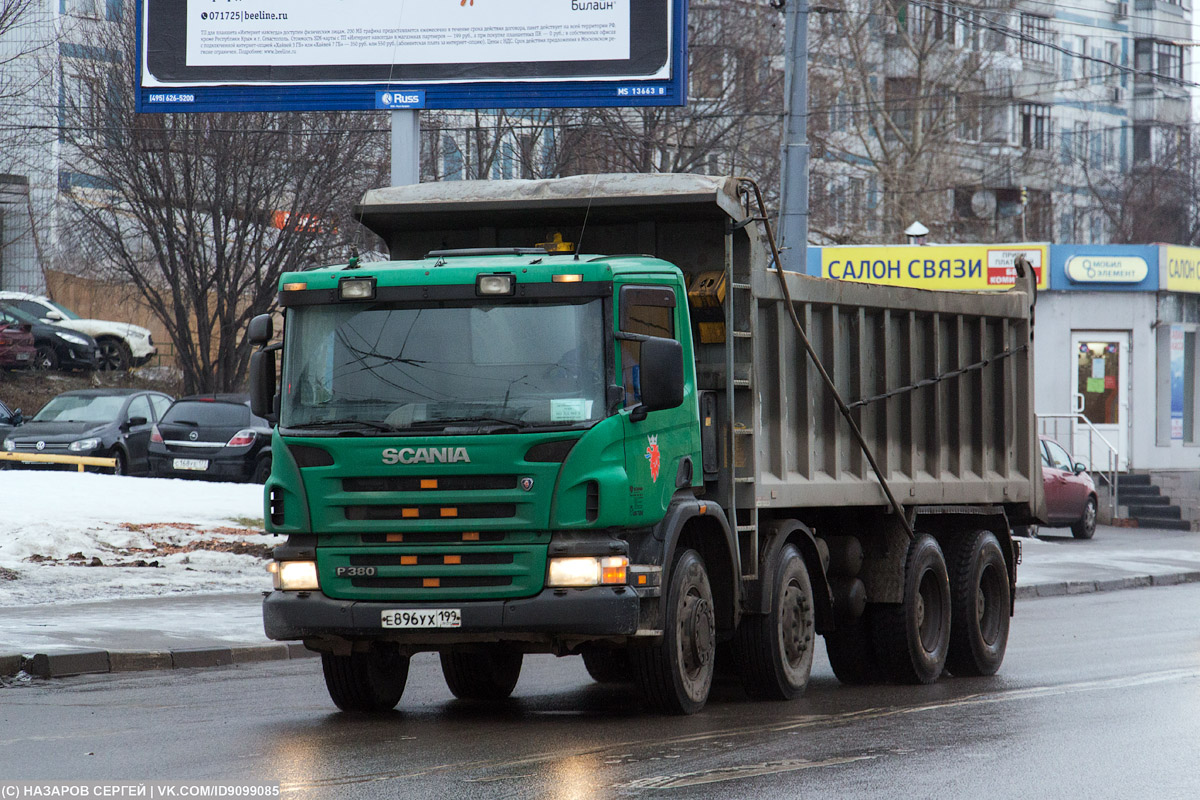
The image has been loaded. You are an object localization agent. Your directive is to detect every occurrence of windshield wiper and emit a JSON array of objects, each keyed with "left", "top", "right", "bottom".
[
  {"left": 284, "top": 419, "right": 400, "bottom": 433},
  {"left": 403, "top": 416, "right": 530, "bottom": 432}
]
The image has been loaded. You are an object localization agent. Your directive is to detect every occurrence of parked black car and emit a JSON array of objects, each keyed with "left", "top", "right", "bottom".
[
  {"left": 148, "top": 394, "right": 273, "bottom": 483},
  {"left": 1, "top": 389, "right": 173, "bottom": 474},
  {"left": 0, "top": 303, "right": 100, "bottom": 372},
  {"left": 0, "top": 399, "right": 23, "bottom": 438}
]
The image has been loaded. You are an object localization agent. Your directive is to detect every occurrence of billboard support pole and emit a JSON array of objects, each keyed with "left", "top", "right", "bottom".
[
  {"left": 390, "top": 110, "right": 421, "bottom": 187},
  {"left": 777, "top": 0, "right": 809, "bottom": 272}
]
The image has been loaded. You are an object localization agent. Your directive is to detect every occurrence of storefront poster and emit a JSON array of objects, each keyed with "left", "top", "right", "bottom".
[{"left": 1171, "top": 326, "right": 1185, "bottom": 440}]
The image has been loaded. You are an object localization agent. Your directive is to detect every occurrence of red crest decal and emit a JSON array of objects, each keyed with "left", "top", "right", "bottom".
[{"left": 645, "top": 435, "right": 661, "bottom": 483}]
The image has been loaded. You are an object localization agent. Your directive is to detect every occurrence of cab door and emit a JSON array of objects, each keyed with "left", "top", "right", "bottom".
[{"left": 616, "top": 279, "right": 701, "bottom": 525}]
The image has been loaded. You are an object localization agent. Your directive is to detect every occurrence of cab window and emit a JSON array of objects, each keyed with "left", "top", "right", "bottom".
[{"left": 619, "top": 286, "right": 676, "bottom": 408}]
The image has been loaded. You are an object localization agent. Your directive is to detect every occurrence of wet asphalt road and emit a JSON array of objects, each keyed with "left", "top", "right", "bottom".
[{"left": 2, "top": 584, "right": 1199, "bottom": 799}]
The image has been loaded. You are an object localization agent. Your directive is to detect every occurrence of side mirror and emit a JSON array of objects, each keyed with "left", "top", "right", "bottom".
[
  {"left": 248, "top": 313, "right": 273, "bottom": 346},
  {"left": 44, "top": 311, "right": 64, "bottom": 322},
  {"left": 126, "top": 416, "right": 148, "bottom": 429},
  {"left": 631, "top": 337, "right": 684, "bottom": 422},
  {"left": 250, "top": 348, "right": 278, "bottom": 423},
  {"left": 1074, "top": 462, "right": 1088, "bottom": 475},
  {"left": 11, "top": 409, "right": 22, "bottom": 426}
]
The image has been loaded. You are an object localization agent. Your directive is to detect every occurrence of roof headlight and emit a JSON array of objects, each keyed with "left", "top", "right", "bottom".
[
  {"left": 476, "top": 274, "right": 516, "bottom": 296},
  {"left": 339, "top": 277, "right": 376, "bottom": 301}
]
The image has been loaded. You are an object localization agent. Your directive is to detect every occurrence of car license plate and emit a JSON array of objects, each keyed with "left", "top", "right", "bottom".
[
  {"left": 381, "top": 609, "right": 461, "bottom": 629},
  {"left": 16, "top": 352, "right": 30, "bottom": 360},
  {"left": 173, "top": 458, "right": 209, "bottom": 471}
]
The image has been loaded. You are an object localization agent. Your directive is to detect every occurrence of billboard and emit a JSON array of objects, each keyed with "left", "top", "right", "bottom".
[
  {"left": 819, "top": 245, "right": 1049, "bottom": 292},
  {"left": 136, "top": 0, "right": 686, "bottom": 112}
]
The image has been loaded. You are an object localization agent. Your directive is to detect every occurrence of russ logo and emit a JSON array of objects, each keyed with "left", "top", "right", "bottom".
[{"left": 645, "top": 435, "right": 661, "bottom": 483}]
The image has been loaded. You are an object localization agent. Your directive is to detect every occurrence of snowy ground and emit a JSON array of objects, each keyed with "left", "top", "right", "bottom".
[{"left": 0, "top": 471, "right": 273, "bottom": 606}]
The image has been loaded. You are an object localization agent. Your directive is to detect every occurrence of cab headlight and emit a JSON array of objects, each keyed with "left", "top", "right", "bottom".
[
  {"left": 69, "top": 438, "right": 101, "bottom": 452},
  {"left": 546, "top": 556, "right": 628, "bottom": 587},
  {"left": 268, "top": 560, "right": 319, "bottom": 591}
]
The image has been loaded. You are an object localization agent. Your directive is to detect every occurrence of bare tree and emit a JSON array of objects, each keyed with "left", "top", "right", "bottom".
[
  {"left": 56, "top": 16, "right": 389, "bottom": 394},
  {"left": 808, "top": 0, "right": 1057, "bottom": 244},
  {"left": 548, "top": 0, "right": 784, "bottom": 193}
]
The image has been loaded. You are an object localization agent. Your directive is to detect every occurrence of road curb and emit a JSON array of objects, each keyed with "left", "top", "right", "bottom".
[
  {"left": 1013, "top": 570, "right": 1200, "bottom": 600},
  {"left": 4, "top": 572, "right": 1200, "bottom": 679},
  {"left": 0, "top": 642, "right": 318, "bottom": 679}
]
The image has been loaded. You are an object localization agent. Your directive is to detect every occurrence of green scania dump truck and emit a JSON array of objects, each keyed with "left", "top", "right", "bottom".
[{"left": 251, "top": 174, "right": 1042, "bottom": 715}]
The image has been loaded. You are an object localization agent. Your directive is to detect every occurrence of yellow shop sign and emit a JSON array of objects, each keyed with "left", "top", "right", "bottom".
[
  {"left": 821, "top": 245, "right": 1048, "bottom": 291},
  {"left": 1165, "top": 246, "right": 1200, "bottom": 294}
]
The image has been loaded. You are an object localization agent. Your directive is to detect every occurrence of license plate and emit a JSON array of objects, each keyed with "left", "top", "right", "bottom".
[
  {"left": 173, "top": 458, "right": 209, "bottom": 471},
  {"left": 381, "top": 608, "right": 461, "bottom": 629},
  {"left": 16, "top": 352, "right": 30, "bottom": 360}
]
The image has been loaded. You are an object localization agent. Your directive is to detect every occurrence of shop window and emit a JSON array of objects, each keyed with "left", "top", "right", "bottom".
[
  {"left": 619, "top": 285, "right": 676, "bottom": 408},
  {"left": 1157, "top": 325, "right": 1200, "bottom": 445}
]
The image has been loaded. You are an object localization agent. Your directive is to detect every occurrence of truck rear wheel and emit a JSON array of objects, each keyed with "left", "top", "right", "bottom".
[
  {"left": 440, "top": 646, "right": 523, "bottom": 701},
  {"left": 872, "top": 534, "right": 951, "bottom": 684},
  {"left": 631, "top": 548, "right": 715, "bottom": 715},
  {"left": 734, "top": 544, "right": 815, "bottom": 700},
  {"left": 581, "top": 647, "right": 632, "bottom": 684},
  {"left": 945, "top": 530, "right": 1010, "bottom": 677},
  {"left": 321, "top": 646, "right": 409, "bottom": 712},
  {"left": 823, "top": 609, "right": 882, "bottom": 686}
]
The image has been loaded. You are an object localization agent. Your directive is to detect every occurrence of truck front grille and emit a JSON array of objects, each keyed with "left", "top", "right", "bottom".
[
  {"left": 318, "top": 543, "right": 545, "bottom": 601},
  {"left": 344, "top": 503, "right": 516, "bottom": 521}
]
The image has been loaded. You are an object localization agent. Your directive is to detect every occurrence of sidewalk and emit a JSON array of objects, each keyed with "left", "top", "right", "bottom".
[{"left": 3, "top": 524, "right": 1199, "bottom": 679}]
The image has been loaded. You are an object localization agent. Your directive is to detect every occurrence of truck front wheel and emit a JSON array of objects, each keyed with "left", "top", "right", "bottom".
[
  {"left": 581, "top": 647, "right": 632, "bottom": 684},
  {"left": 734, "top": 544, "right": 815, "bottom": 700},
  {"left": 440, "top": 646, "right": 523, "bottom": 701},
  {"left": 945, "top": 530, "right": 1010, "bottom": 677},
  {"left": 873, "top": 534, "right": 951, "bottom": 684},
  {"left": 321, "top": 646, "right": 410, "bottom": 712},
  {"left": 631, "top": 548, "right": 715, "bottom": 715}
]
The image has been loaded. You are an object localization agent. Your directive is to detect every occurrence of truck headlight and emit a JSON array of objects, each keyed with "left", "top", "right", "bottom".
[
  {"left": 69, "top": 438, "right": 101, "bottom": 452},
  {"left": 268, "top": 560, "right": 320, "bottom": 591},
  {"left": 546, "top": 556, "right": 628, "bottom": 587}
]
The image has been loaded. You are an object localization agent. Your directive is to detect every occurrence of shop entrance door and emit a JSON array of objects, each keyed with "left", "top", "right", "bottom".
[{"left": 1070, "top": 331, "right": 1129, "bottom": 471}]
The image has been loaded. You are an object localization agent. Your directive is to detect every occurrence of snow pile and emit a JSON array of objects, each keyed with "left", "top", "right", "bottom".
[{"left": 0, "top": 471, "right": 274, "bottom": 605}]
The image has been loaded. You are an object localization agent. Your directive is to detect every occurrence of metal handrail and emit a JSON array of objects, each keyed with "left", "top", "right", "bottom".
[
  {"left": 1036, "top": 413, "right": 1119, "bottom": 518},
  {"left": 0, "top": 452, "right": 117, "bottom": 472}
]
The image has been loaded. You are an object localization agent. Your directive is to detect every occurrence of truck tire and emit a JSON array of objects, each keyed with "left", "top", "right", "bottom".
[
  {"left": 945, "top": 531, "right": 1010, "bottom": 677},
  {"left": 872, "top": 534, "right": 951, "bottom": 684},
  {"left": 440, "top": 646, "right": 523, "bottom": 701},
  {"left": 321, "top": 647, "right": 409, "bottom": 712},
  {"left": 1071, "top": 497, "right": 1097, "bottom": 539},
  {"left": 581, "top": 648, "right": 632, "bottom": 684},
  {"left": 734, "top": 544, "right": 815, "bottom": 700},
  {"left": 631, "top": 547, "right": 715, "bottom": 715},
  {"left": 823, "top": 609, "right": 882, "bottom": 686}
]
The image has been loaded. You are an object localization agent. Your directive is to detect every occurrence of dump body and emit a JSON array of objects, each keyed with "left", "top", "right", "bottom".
[{"left": 257, "top": 173, "right": 1041, "bottom": 713}]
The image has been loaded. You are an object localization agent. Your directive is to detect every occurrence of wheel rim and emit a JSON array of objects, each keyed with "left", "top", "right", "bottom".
[
  {"left": 916, "top": 568, "right": 945, "bottom": 654},
  {"left": 1083, "top": 500, "right": 1096, "bottom": 533},
  {"left": 977, "top": 562, "right": 1005, "bottom": 646},
  {"left": 779, "top": 579, "right": 809, "bottom": 670},
  {"left": 97, "top": 342, "right": 124, "bottom": 371},
  {"left": 680, "top": 589, "right": 713, "bottom": 678}
]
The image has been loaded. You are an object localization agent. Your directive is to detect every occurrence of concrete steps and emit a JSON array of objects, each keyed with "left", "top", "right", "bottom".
[{"left": 1116, "top": 474, "right": 1193, "bottom": 531}]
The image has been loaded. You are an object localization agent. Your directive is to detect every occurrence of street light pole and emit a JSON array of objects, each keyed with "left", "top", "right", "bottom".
[{"left": 777, "top": 0, "right": 810, "bottom": 273}]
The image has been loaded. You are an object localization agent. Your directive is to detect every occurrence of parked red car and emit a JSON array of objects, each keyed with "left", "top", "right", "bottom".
[
  {"left": 1036, "top": 434, "right": 1098, "bottom": 539},
  {"left": 0, "top": 319, "right": 35, "bottom": 369}
]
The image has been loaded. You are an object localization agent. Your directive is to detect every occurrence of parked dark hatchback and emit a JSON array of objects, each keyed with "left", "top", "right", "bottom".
[
  {"left": 0, "top": 303, "right": 99, "bottom": 372},
  {"left": 148, "top": 394, "right": 273, "bottom": 483},
  {"left": 2, "top": 389, "right": 173, "bottom": 474},
  {"left": 0, "top": 317, "right": 35, "bottom": 369}
]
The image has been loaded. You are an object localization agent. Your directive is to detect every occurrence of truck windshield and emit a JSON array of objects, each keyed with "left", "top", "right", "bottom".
[{"left": 281, "top": 298, "right": 607, "bottom": 432}]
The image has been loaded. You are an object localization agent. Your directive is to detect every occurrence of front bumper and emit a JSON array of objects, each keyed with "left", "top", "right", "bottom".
[{"left": 263, "top": 585, "right": 640, "bottom": 645}]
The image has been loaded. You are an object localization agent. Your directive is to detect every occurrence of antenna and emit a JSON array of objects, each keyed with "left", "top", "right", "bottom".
[{"left": 574, "top": 174, "right": 603, "bottom": 261}]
